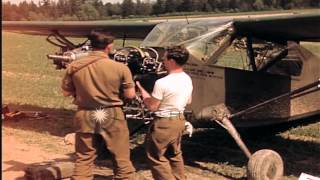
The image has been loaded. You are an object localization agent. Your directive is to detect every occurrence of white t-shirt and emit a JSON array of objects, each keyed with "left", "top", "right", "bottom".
[{"left": 152, "top": 72, "right": 193, "bottom": 117}]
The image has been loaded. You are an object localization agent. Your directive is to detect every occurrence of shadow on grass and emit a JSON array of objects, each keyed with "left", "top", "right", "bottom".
[
  {"left": 181, "top": 117, "right": 320, "bottom": 178},
  {"left": 3, "top": 103, "right": 75, "bottom": 137}
]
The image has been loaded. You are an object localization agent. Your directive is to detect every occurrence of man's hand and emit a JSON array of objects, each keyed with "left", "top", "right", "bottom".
[
  {"left": 62, "top": 90, "right": 74, "bottom": 97},
  {"left": 135, "top": 81, "right": 149, "bottom": 98},
  {"left": 135, "top": 81, "right": 160, "bottom": 111},
  {"left": 64, "top": 133, "right": 75, "bottom": 145},
  {"left": 135, "top": 81, "right": 143, "bottom": 89},
  {"left": 184, "top": 121, "right": 193, "bottom": 137}
]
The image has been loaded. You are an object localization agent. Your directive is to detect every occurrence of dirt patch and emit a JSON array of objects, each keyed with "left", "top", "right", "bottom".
[{"left": 2, "top": 132, "right": 71, "bottom": 180}]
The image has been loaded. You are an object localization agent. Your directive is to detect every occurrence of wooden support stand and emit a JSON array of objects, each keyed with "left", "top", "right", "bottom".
[{"left": 24, "top": 162, "right": 74, "bottom": 180}]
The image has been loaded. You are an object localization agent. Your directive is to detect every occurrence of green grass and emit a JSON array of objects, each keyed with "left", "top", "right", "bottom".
[
  {"left": 2, "top": 32, "right": 141, "bottom": 108},
  {"left": 301, "top": 42, "right": 320, "bottom": 57},
  {"left": 126, "top": 8, "right": 320, "bottom": 22},
  {"left": 284, "top": 122, "right": 320, "bottom": 139},
  {"left": 2, "top": 31, "right": 320, "bottom": 179},
  {"left": 2, "top": 32, "right": 68, "bottom": 108}
]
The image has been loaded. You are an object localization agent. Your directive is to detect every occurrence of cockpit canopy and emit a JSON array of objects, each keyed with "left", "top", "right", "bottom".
[{"left": 141, "top": 19, "right": 233, "bottom": 63}]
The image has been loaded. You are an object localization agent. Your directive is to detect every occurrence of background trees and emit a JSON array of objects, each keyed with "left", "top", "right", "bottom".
[{"left": 2, "top": 0, "right": 319, "bottom": 21}]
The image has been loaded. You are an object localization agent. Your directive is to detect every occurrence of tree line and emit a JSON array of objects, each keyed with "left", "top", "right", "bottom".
[{"left": 2, "top": 0, "right": 320, "bottom": 21}]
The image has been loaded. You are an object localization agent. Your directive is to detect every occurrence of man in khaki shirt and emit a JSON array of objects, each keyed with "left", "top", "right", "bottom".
[{"left": 62, "top": 32, "right": 136, "bottom": 180}]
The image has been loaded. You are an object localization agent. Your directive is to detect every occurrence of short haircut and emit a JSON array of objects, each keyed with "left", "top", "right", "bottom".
[
  {"left": 166, "top": 46, "right": 189, "bottom": 66},
  {"left": 88, "top": 31, "right": 114, "bottom": 49}
]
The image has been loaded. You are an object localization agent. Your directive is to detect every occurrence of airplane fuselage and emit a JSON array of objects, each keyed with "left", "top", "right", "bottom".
[{"left": 184, "top": 44, "right": 320, "bottom": 128}]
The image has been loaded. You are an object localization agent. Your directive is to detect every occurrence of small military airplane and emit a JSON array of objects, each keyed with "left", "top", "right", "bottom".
[{"left": 3, "top": 13, "right": 320, "bottom": 180}]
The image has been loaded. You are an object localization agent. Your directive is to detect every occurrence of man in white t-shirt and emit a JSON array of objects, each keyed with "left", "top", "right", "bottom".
[{"left": 136, "top": 46, "right": 193, "bottom": 180}]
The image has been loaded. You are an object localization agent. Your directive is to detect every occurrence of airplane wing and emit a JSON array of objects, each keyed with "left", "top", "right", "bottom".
[
  {"left": 2, "top": 21, "right": 159, "bottom": 39},
  {"left": 233, "top": 13, "right": 320, "bottom": 42},
  {"left": 3, "top": 13, "right": 319, "bottom": 41}
]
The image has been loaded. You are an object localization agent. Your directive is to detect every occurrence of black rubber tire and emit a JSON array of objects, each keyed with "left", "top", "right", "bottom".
[{"left": 247, "top": 149, "right": 284, "bottom": 180}]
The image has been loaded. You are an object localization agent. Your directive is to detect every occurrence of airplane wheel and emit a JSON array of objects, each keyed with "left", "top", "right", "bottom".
[{"left": 247, "top": 149, "right": 283, "bottom": 180}]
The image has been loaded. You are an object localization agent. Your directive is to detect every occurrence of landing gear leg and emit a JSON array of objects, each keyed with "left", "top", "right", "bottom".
[{"left": 212, "top": 105, "right": 284, "bottom": 180}]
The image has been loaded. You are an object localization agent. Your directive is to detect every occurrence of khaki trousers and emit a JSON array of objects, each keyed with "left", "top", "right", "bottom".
[
  {"left": 145, "top": 115, "right": 186, "bottom": 180},
  {"left": 72, "top": 109, "right": 135, "bottom": 180}
]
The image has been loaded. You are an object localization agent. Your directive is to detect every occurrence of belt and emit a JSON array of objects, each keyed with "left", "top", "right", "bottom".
[
  {"left": 154, "top": 110, "right": 184, "bottom": 117},
  {"left": 154, "top": 113, "right": 185, "bottom": 119}
]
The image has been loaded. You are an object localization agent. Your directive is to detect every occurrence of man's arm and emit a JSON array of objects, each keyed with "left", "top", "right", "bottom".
[
  {"left": 136, "top": 81, "right": 160, "bottom": 111},
  {"left": 121, "top": 66, "right": 136, "bottom": 99},
  {"left": 187, "top": 96, "right": 192, "bottom": 104},
  {"left": 61, "top": 73, "right": 75, "bottom": 97},
  {"left": 123, "top": 86, "right": 136, "bottom": 99}
]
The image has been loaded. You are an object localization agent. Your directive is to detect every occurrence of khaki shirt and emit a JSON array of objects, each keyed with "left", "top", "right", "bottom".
[{"left": 61, "top": 51, "right": 134, "bottom": 110}]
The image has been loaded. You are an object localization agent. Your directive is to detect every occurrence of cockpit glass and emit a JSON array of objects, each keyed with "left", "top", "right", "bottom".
[{"left": 141, "top": 19, "right": 233, "bottom": 62}]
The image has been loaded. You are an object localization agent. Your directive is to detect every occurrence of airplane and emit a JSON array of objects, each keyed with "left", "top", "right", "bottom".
[{"left": 3, "top": 13, "right": 320, "bottom": 180}]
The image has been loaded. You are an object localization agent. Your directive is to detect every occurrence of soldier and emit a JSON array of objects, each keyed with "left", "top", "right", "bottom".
[
  {"left": 62, "top": 31, "right": 136, "bottom": 180},
  {"left": 136, "top": 46, "right": 193, "bottom": 180}
]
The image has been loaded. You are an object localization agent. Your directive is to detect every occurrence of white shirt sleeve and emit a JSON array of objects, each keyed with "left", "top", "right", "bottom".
[{"left": 151, "top": 80, "right": 164, "bottom": 100}]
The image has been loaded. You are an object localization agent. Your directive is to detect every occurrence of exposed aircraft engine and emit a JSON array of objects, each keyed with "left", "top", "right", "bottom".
[
  {"left": 113, "top": 46, "right": 165, "bottom": 75},
  {"left": 113, "top": 46, "right": 167, "bottom": 121}
]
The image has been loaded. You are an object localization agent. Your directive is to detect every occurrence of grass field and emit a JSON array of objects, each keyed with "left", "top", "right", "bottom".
[
  {"left": 114, "top": 8, "right": 320, "bottom": 22},
  {"left": 2, "top": 30, "right": 320, "bottom": 180}
]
